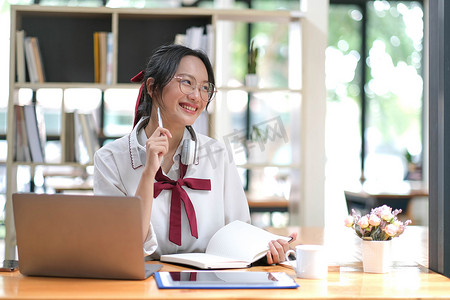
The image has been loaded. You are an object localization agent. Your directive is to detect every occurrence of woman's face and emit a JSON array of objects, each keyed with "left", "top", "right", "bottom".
[{"left": 156, "top": 55, "right": 209, "bottom": 129}]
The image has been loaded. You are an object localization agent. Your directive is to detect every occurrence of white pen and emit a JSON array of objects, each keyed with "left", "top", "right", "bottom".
[
  {"left": 157, "top": 107, "right": 163, "bottom": 128},
  {"left": 157, "top": 107, "right": 165, "bottom": 165}
]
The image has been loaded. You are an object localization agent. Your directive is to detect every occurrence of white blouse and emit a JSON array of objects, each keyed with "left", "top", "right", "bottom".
[{"left": 93, "top": 117, "right": 251, "bottom": 259}]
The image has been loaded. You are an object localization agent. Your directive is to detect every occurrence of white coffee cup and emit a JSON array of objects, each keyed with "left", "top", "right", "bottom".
[{"left": 285, "top": 244, "right": 327, "bottom": 279}]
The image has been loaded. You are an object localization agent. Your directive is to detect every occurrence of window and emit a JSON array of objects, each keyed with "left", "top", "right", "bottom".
[{"left": 326, "top": 0, "right": 424, "bottom": 189}]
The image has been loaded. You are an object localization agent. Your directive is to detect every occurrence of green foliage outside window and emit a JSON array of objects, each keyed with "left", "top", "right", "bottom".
[{"left": 327, "top": 1, "right": 424, "bottom": 183}]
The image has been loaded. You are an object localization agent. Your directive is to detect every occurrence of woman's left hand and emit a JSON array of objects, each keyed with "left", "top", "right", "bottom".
[{"left": 266, "top": 232, "right": 297, "bottom": 265}]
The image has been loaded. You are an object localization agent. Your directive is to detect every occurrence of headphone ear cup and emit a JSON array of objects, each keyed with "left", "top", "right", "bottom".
[{"left": 181, "top": 140, "right": 196, "bottom": 165}]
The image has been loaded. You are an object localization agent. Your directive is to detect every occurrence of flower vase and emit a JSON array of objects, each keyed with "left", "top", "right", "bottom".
[
  {"left": 245, "top": 74, "right": 258, "bottom": 87},
  {"left": 361, "top": 240, "right": 392, "bottom": 273}
]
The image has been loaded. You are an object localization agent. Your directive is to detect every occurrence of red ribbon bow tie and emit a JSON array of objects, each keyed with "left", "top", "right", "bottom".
[{"left": 153, "top": 162, "right": 211, "bottom": 246}]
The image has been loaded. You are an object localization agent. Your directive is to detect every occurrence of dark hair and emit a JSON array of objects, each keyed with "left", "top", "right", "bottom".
[{"left": 134, "top": 44, "right": 215, "bottom": 124}]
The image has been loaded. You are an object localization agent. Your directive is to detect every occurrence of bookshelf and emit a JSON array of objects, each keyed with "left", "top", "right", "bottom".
[{"left": 6, "top": 5, "right": 307, "bottom": 259}]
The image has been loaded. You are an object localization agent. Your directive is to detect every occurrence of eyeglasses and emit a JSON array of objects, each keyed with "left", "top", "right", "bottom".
[{"left": 173, "top": 74, "right": 216, "bottom": 102}]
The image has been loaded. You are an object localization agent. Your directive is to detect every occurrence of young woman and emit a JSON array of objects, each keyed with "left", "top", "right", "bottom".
[{"left": 94, "top": 44, "right": 295, "bottom": 263}]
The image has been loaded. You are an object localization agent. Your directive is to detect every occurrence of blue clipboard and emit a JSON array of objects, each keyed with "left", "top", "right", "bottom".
[{"left": 154, "top": 271, "right": 299, "bottom": 289}]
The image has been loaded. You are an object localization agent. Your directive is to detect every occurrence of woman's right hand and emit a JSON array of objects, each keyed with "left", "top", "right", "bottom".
[
  {"left": 144, "top": 127, "right": 172, "bottom": 177},
  {"left": 135, "top": 126, "right": 171, "bottom": 241}
]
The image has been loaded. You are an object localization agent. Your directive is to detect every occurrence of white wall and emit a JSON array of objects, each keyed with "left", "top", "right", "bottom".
[{"left": 289, "top": 0, "right": 328, "bottom": 227}]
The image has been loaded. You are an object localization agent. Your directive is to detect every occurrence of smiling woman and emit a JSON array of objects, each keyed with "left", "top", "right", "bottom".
[{"left": 93, "top": 44, "right": 297, "bottom": 265}]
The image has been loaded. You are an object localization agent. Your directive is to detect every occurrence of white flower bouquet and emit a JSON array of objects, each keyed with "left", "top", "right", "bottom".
[{"left": 344, "top": 205, "right": 412, "bottom": 241}]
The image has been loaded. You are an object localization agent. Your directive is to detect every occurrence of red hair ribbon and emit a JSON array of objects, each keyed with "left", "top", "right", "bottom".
[{"left": 131, "top": 71, "right": 145, "bottom": 127}]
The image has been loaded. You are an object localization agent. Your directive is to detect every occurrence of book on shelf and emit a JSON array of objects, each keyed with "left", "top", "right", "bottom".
[
  {"left": 205, "top": 24, "right": 214, "bottom": 63},
  {"left": 78, "top": 112, "right": 100, "bottom": 163},
  {"left": 14, "top": 105, "right": 31, "bottom": 162},
  {"left": 31, "top": 37, "right": 46, "bottom": 83},
  {"left": 93, "top": 32, "right": 100, "bottom": 83},
  {"left": 64, "top": 111, "right": 100, "bottom": 164},
  {"left": 16, "top": 30, "right": 26, "bottom": 83},
  {"left": 93, "top": 31, "right": 113, "bottom": 84},
  {"left": 74, "top": 111, "right": 89, "bottom": 164},
  {"left": 105, "top": 32, "right": 114, "bottom": 85},
  {"left": 23, "top": 36, "right": 45, "bottom": 83},
  {"left": 159, "top": 220, "right": 291, "bottom": 269},
  {"left": 63, "top": 111, "right": 76, "bottom": 163},
  {"left": 77, "top": 112, "right": 100, "bottom": 163},
  {"left": 22, "top": 104, "right": 46, "bottom": 163},
  {"left": 24, "top": 37, "right": 38, "bottom": 83},
  {"left": 185, "top": 26, "right": 204, "bottom": 50},
  {"left": 174, "top": 25, "right": 214, "bottom": 64},
  {"left": 99, "top": 32, "right": 107, "bottom": 84}
]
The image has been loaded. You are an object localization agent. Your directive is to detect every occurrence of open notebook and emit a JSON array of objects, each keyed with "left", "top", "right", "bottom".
[{"left": 12, "top": 193, "right": 161, "bottom": 280}]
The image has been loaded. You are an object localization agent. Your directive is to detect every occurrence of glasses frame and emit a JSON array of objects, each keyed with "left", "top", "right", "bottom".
[{"left": 173, "top": 74, "right": 216, "bottom": 102}]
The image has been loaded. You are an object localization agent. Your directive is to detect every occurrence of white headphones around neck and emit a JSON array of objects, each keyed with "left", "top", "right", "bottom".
[{"left": 181, "top": 126, "right": 198, "bottom": 165}]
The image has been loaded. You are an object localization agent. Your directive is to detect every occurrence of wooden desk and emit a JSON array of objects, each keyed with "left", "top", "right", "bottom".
[
  {"left": 247, "top": 199, "right": 289, "bottom": 213},
  {"left": 0, "top": 226, "right": 448, "bottom": 300}
]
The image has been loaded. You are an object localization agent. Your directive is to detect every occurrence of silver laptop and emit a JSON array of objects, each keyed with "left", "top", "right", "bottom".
[{"left": 12, "top": 193, "right": 161, "bottom": 280}]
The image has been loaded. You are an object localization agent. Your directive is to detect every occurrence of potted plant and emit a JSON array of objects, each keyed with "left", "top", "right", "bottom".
[
  {"left": 344, "top": 205, "right": 411, "bottom": 273},
  {"left": 245, "top": 40, "right": 259, "bottom": 86}
]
